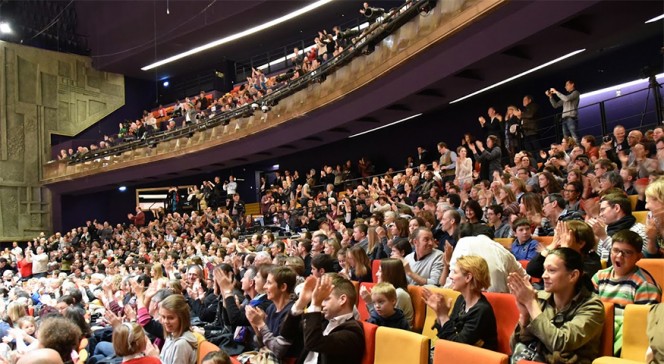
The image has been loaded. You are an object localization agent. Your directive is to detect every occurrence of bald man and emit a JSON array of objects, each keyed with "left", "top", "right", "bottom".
[{"left": 17, "top": 349, "right": 64, "bottom": 364}]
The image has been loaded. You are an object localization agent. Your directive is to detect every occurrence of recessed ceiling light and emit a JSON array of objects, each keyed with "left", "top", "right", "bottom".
[
  {"left": 645, "top": 14, "right": 664, "bottom": 23},
  {"left": 349, "top": 113, "right": 423, "bottom": 138},
  {"left": 0, "top": 23, "right": 12, "bottom": 34},
  {"left": 141, "top": 0, "right": 334, "bottom": 71}
]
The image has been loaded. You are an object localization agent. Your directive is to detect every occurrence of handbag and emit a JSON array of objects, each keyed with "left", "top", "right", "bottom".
[
  {"left": 511, "top": 341, "right": 545, "bottom": 364},
  {"left": 237, "top": 347, "right": 281, "bottom": 364}
]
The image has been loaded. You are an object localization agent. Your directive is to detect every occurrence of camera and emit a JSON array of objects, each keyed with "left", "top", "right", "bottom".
[{"left": 602, "top": 135, "right": 612, "bottom": 144}]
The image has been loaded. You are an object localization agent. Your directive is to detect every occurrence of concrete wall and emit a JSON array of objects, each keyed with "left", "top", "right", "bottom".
[{"left": 0, "top": 40, "right": 124, "bottom": 241}]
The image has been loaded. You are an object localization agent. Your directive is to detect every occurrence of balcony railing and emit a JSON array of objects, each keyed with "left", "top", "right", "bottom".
[{"left": 42, "top": 0, "right": 503, "bottom": 183}]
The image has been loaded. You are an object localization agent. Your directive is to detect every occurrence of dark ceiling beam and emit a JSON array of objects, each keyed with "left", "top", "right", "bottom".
[
  {"left": 559, "top": 15, "right": 593, "bottom": 35},
  {"left": 386, "top": 103, "right": 412, "bottom": 111},
  {"left": 329, "top": 127, "right": 350, "bottom": 134},
  {"left": 302, "top": 136, "right": 323, "bottom": 142},
  {"left": 255, "top": 151, "right": 272, "bottom": 156},
  {"left": 278, "top": 144, "right": 297, "bottom": 150},
  {"left": 355, "top": 117, "right": 380, "bottom": 123},
  {"left": 500, "top": 45, "right": 532, "bottom": 60},
  {"left": 454, "top": 69, "right": 484, "bottom": 81},
  {"left": 415, "top": 88, "right": 445, "bottom": 98}
]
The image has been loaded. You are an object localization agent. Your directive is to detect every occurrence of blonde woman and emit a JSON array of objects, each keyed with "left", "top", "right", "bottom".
[
  {"left": 422, "top": 255, "right": 497, "bottom": 350},
  {"left": 112, "top": 322, "right": 161, "bottom": 364},
  {"left": 158, "top": 295, "right": 197, "bottom": 364}
]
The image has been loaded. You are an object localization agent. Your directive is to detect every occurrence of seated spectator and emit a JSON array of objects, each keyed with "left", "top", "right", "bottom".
[
  {"left": 158, "top": 294, "right": 198, "bottom": 364},
  {"left": 644, "top": 177, "right": 664, "bottom": 257},
  {"left": 16, "top": 348, "right": 64, "bottom": 364},
  {"left": 592, "top": 230, "right": 661, "bottom": 354},
  {"left": 365, "top": 282, "right": 410, "bottom": 330},
  {"left": 508, "top": 248, "right": 604, "bottom": 363},
  {"left": 279, "top": 274, "right": 363, "bottom": 363},
  {"left": 245, "top": 266, "right": 300, "bottom": 360},
  {"left": 403, "top": 228, "right": 443, "bottom": 286},
  {"left": 423, "top": 255, "right": 497, "bottom": 350},
  {"left": 360, "top": 258, "right": 413, "bottom": 327},
  {"left": 562, "top": 181, "right": 584, "bottom": 213},
  {"left": 345, "top": 245, "right": 372, "bottom": 283},
  {"left": 510, "top": 218, "right": 539, "bottom": 261},
  {"left": 620, "top": 167, "right": 638, "bottom": 195},
  {"left": 390, "top": 239, "right": 412, "bottom": 259},
  {"left": 112, "top": 322, "right": 161, "bottom": 363},
  {"left": 433, "top": 207, "right": 460, "bottom": 249},
  {"left": 37, "top": 316, "right": 82, "bottom": 364},
  {"left": 201, "top": 350, "right": 231, "bottom": 364},
  {"left": 588, "top": 193, "right": 647, "bottom": 262},
  {"left": 486, "top": 205, "right": 512, "bottom": 238},
  {"left": 527, "top": 220, "right": 602, "bottom": 289},
  {"left": 442, "top": 223, "right": 527, "bottom": 292}
]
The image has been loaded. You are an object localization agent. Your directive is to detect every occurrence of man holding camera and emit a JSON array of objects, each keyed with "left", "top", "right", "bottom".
[{"left": 547, "top": 80, "right": 580, "bottom": 143}]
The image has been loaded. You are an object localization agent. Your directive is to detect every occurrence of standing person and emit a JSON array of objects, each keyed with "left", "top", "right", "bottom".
[
  {"left": 158, "top": 295, "right": 198, "bottom": 364},
  {"left": 16, "top": 251, "right": 32, "bottom": 281},
  {"left": 469, "top": 135, "right": 502, "bottom": 182},
  {"left": 223, "top": 176, "right": 238, "bottom": 197},
  {"left": 437, "top": 142, "right": 457, "bottom": 183},
  {"left": 31, "top": 246, "right": 49, "bottom": 279},
  {"left": 128, "top": 206, "right": 146, "bottom": 227},
  {"left": 521, "top": 95, "right": 540, "bottom": 152},
  {"left": 547, "top": 80, "right": 580, "bottom": 143},
  {"left": 455, "top": 146, "right": 473, "bottom": 188},
  {"left": 228, "top": 194, "right": 245, "bottom": 225},
  {"left": 508, "top": 248, "right": 604, "bottom": 363}
]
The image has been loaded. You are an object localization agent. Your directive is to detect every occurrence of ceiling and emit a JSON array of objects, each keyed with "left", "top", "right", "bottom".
[{"left": 32, "top": 0, "right": 664, "bottom": 194}]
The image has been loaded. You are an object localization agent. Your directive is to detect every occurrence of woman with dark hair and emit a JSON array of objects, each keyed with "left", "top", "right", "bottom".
[
  {"left": 519, "top": 192, "right": 544, "bottom": 229},
  {"left": 509, "top": 248, "right": 604, "bottom": 363},
  {"left": 360, "top": 258, "right": 414, "bottom": 327},
  {"left": 538, "top": 172, "right": 562, "bottom": 197},
  {"left": 464, "top": 200, "right": 484, "bottom": 224}
]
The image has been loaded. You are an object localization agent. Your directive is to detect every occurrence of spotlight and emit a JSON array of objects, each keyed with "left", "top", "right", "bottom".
[
  {"left": 251, "top": 103, "right": 259, "bottom": 110},
  {"left": 0, "top": 23, "right": 11, "bottom": 34},
  {"left": 118, "top": 186, "right": 127, "bottom": 192},
  {"left": 163, "top": 81, "right": 169, "bottom": 87},
  {"left": 261, "top": 105, "right": 270, "bottom": 113}
]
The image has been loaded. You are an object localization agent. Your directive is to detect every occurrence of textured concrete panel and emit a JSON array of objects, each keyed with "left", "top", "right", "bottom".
[
  {"left": 0, "top": 40, "right": 125, "bottom": 241},
  {"left": 89, "top": 100, "right": 106, "bottom": 116},
  {"left": 17, "top": 56, "right": 37, "bottom": 104},
  {"left": 58, "top": 61, "right": 71, "bottom": 78},
  {"left": 77, "top": 100, "right": 87, "bottom": 122},
  {"left": 41, "top": 72, "right": 58, "bottom": 108}
]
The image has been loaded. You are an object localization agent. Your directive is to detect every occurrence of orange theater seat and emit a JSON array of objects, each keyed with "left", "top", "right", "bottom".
[
  {"left": 360, "top": 321, "right": 378, "bottom": 364},
  {"left": 197, "top": 341, "right": 220, "bottom": 364},
  {"left": 406, "top": 285, "right": 427, "bottom": 333},
  {"left": 599, "top": 301, "right": 615, "bottom": 358},
  {"left": 372, "top": 259, "right": 381, "bottom": 283},
  {"left": 421, "top": 287, "right": 460, "bottom": 344},
  {"left": 433, "top": 339, "right": 508, "bottom": 364},
  {"left": 374, "top": 326, "right": 430, "bottom": 364},
  {"left": 484, "top": 292, "right": 520, "bottom": 356},
  {"left": 357, "top": 282, "right": 376, "bottom": 321},
  {"left": 533, "top": 236, "right": 553, "bottom": 245},
  {"left": 636, "top": 258, "right": 664, "bottom": 289}
]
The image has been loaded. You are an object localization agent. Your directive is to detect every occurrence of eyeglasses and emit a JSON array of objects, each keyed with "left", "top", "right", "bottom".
[{"left": 611, "top": 248, "right": 636, "bottom": 257}]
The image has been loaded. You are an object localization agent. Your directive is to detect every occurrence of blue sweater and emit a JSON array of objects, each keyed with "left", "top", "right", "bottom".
[{"left": 510, "top": 238, "right": 539, "bottom": 261}]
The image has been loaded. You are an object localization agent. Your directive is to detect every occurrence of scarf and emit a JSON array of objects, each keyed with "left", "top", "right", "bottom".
[{"left": 606, "top": 214, "right": 637, "bottom": 237}]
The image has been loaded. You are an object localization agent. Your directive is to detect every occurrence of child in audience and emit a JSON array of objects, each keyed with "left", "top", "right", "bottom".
[
  {"left": 510, "top": 218, "right": 539, "bottom": 261},
  {"left": 366, "top": 282, "right": 410, "bottom": 330},
  {"left": 592, "top": 230, "right": 662, "bottom": 354},
  {"left": 281, "top": 274, "right": 364, "bottom": 364}
]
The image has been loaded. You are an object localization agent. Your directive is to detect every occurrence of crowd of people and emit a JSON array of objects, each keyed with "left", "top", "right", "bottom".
[{"left": 54, "top": 0, "right": 408, "bottom": 164}]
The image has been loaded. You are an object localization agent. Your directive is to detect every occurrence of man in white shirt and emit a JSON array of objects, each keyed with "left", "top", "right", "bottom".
[
  {"left": 443, "top": 224, "right": 527, "bottom": 292},
  {"left": 31, "top": 246, "right": 49, "bottom": 278},
  {"left": 223, "top": 175, "right": 238, "bottom": 196}
]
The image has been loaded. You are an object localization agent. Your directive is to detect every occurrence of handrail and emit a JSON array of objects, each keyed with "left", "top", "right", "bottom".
[{"left": 62, "top": 0, "right": 429, "bottom": 165}]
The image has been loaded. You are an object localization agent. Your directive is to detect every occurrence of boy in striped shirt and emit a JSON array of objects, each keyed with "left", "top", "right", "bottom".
[{"left": 592, "top": 230, "right": 661, "bottom": 354}]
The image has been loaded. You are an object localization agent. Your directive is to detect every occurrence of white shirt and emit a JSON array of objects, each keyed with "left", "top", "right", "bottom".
[
  {"left": 445, "top": 235, "right": 528, "bottom": 292},
  {"left": 224, "top": 181, "right": 237, "bottom": 195},
  {"left": 32, "top": 253, "right": 49, "bottom": 274}
]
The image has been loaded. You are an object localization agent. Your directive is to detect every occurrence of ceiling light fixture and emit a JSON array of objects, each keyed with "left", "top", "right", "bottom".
[
  {"left": 0, "top": 22, "right": 12, "bottom": 34},
  {"left": 349, "top": 113, "right": 422, "bottom": 138},
  {"left": 580, "top": 73, "right": 664, "bottom": 99},
  {"left": 142, "top": 0, "right": 335, "bottom": 71},
  {"left": 645, "top": 14, "right": 664, "bottom": 23},
  {"left": 449, "top": 49, "right": 586, "bottom": 104}
]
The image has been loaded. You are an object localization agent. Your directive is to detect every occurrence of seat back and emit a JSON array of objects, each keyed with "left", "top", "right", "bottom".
[
  {"left": 374, "top": 326, "right": 430, "bottom": 364},
  {"left": 421, "top": 287, "right": 460, "bottom": 344},
  {"left": 433, "top": 339, "right": 508, "bottom": 364},
  {"left": 628, "top": 195, "right": 638, "bottom": 211},
  {"left": 534, "top": 236, "right": 553, "bottom": 245},
  {"left": 633, "top": 211, "right": 648, "bottom": 225},
  {"left": 372, "top": 260, "right": 381, "bottom": 283},
  {"left": 636, "top": 259, "right": 664, "bottom": 289},
  {"left": 599, "top": 301, "right": 615, "bottom": 358},
  {"left": 621, "top": 304, "right": 651, "bottom": 361},
  {"left": 357, "top": 282, "right": 376, "bottom": 321},
  {"left": 360, "top": 321, "right": 378, "bottom": 364},
  {"left": 197, "top": 341, "right": 220, "bottom": 364},
  {"left": 484, "top": 292, "right": 520, "bottom": 356},
  {"left": 407, "top": 285, "right": 428, "bottom": 333},
  {"left": 494, "top": 238, "right": 512, "bottom": 250}
]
